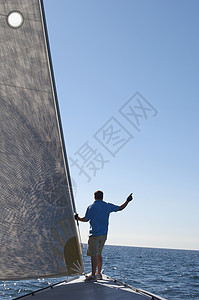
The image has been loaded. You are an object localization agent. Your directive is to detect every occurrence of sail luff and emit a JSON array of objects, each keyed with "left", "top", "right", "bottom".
[{"left": 38, "top": 0, "right": 83, "bottom": 275}]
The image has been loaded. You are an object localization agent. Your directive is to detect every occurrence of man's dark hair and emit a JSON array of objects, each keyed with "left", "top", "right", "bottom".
[{"left": 94, "top": 190, "right": 103, "bottom": 200}]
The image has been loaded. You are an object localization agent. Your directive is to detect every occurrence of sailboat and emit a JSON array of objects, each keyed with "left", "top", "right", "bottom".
[{"left": 0, "top": 0, "right": 166, "bottom": 299}]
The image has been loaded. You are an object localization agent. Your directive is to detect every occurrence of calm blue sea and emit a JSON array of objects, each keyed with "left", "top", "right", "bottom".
[{"left": 0, "top": 245, "right": 199, "bottom": 299}]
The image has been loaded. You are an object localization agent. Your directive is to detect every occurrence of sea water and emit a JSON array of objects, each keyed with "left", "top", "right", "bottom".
[{"left": 0, "top": 245, "right": 199, "bottom": 299}]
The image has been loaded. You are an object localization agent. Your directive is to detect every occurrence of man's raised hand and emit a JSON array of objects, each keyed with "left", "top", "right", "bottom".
[{"left": 127, "top": 193, "right": 133, "bottom": 202}]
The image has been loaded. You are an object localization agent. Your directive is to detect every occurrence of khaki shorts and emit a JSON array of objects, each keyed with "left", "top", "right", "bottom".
[{"left": 87, "top": 235, "right": 107, "bottom": 257}]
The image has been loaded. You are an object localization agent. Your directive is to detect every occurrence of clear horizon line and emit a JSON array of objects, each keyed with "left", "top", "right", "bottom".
[{"left": 81, "top": 242, "right": 199, "bottom": 252}]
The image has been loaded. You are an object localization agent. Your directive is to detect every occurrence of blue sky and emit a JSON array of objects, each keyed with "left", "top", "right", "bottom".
[{"left": 44, "top": 0, "right": 199, "bottom": 250}]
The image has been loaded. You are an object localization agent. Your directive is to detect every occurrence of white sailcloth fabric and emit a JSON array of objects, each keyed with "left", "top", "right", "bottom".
[{"left": 0, "top": 0, "right": 83, "bottom": 280}]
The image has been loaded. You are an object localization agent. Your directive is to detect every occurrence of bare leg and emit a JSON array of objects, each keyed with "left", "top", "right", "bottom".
[
  {"left": 91, "top": 256, "right": 97, "bottom": 276},
  {"left": 97, "top": 254, "right": 102, "bottom": 274}
]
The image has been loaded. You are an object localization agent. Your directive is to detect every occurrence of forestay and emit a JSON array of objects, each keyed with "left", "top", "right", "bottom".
[{"left": 0, "top": 0, "right": 83, "bottom": 280}]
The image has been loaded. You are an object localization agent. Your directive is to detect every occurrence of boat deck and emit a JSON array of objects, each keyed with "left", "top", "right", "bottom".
[{"left": 14, "top": 275, "right": 166, "bottom": 300}]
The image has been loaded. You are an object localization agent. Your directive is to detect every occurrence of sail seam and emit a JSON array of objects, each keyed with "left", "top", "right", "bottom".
[{"left": 0, "top": 82, "right": 51, "bottom": 93}]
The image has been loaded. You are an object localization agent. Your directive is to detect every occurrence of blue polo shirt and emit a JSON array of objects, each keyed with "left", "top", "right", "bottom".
[{"left": 84, "top": 200, "right": 119, "bottom": 236}]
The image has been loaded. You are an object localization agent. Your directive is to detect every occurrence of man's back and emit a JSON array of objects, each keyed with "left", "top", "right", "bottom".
[{"left": 84, "top": 200, "right": 119, "bottom": 236}]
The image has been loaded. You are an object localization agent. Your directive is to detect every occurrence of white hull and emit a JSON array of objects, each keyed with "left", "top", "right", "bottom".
[{"left": 14, "top": 274, "right": 167, "bottom": 300}]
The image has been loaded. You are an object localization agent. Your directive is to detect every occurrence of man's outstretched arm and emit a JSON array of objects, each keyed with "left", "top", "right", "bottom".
[
  {"left": 118, "top": 193, "right": 133, "bottom": 211},
  {"left": 74, "top": 214, "right": 88, "bottom": 222}
]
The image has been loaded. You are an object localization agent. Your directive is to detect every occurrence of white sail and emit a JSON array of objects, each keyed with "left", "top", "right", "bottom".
[{"left": 0, "top": 0, "right": 83, "bottom": 280}]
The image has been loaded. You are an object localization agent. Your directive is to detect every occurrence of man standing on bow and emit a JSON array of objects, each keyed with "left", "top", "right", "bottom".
[{"left": 75, "top": 190, "right": 133, "bottom": 281}]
